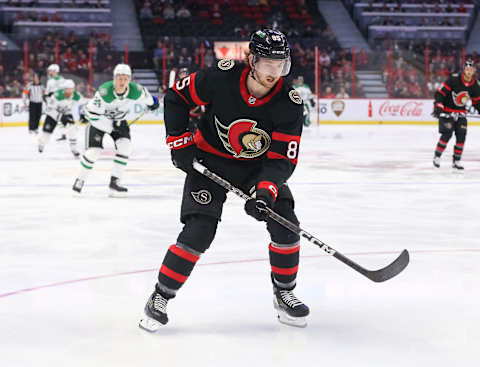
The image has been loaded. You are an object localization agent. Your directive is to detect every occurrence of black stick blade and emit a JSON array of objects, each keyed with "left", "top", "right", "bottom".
[
  {"left": 334, "top": 249, "right": 410, "bottom": 283},
  {"left": 365, "top": 249, "right": 410, "bottom": 282}
]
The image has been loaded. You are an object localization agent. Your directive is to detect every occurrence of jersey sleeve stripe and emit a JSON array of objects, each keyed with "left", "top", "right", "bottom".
[
  {"left": 189, "top": 72, "right": 208, "bottom": 106},
  {"left": 272, "top": 132, "right": 301, "bottom": 143},
  {"left": 437, "top": 89, "right": 446, "bottom": 96},
  {"left": 267, "top": 151, "right": 298, "bottom": 165},
  {"left": 442, "top": 83, "right": 452, "bottom": 91}
]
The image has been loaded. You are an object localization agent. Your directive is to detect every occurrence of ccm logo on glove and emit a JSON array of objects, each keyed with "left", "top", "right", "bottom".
[{"left": 166, "top": 132, "right": 194, "bottom": 150}]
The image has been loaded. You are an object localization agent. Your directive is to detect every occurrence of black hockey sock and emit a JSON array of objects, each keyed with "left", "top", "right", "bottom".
[
  {"left": 453, "top": 142, "right": 464, "bottom": 161},
  {"left": 157, "top": 244, "right": 200, "bottom": 295},
  {"left": 434, "top": 138, "right": 448, "bottom": 158},
  {"left": 269, "top": 242, "right": 300, "bottom": 289}
]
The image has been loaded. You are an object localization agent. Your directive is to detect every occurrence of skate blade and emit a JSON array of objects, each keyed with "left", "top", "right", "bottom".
[
  {"left": 109, "top": 189, "right": 128, "bottom": 198},
  {"left": 72, "top": 190, "right": 82, "bottom": 197},
  {"left": 139, "top": 315, "right": 161, "bottom": 332},
  {"left": 273, "top": 300, "right": 307, "bottom": 328}
]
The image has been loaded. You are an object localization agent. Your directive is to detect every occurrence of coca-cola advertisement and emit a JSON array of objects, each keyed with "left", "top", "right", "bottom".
[
  {"left": 378, "top": 101, "right": 424, "bottom": 117},
  {"left": 313, "top": 98, "right": 440, "bottom": 124}
]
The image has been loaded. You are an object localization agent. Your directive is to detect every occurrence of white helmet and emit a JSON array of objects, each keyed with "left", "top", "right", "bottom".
[
  {"left": 47, "top": 64, "right": 60, "bottom": 73},
  {"left": 63, "top": 79, "right": 75, "bottom": 89},
  {"left": 113, "top": 64, "right": 132, "bottom": 77}
]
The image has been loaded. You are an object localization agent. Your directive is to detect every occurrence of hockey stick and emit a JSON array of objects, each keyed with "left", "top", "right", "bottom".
[
  {"left": 193, "top": 161, "right": 409, "bottom": 283},
  {"left": 128, "top": 109, "right": 148, "bottom": 126}
]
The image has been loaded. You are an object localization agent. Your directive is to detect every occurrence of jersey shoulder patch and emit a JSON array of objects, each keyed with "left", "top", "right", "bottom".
[
  {"left": 217, "top": 59, "right": 235, "bottom": 71},
  {"left": 55, "top": 89, "right": 65, "bottom": 101},
  {"left": 289, "top": 89, "right": 303, "bottom": 105},
  {"left": 73, "top": 91, "right": 81, "bottom": 101},
  {"left": 127, "top": 82, "right": 143, "bottom": 100},
  {"left": 99, "top": 81, "right": 115, "bottom": 103}
]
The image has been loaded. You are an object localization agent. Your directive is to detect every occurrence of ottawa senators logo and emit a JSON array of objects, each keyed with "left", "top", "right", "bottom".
[
  {"left": 452, "top": 91, "right": 470, "bottom": 107},
  {"left": 214, "top": 116, "right": 271, "bottom": 158}
]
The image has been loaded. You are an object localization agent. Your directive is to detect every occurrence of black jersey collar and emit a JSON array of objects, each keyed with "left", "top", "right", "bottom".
[{"left": 240, "top": 66, "right": 283, "bottom": 107}]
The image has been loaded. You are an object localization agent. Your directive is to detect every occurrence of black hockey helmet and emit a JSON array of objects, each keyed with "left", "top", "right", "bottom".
[{"left": 249, "top": 29, "right": 291, "bottom": 76}]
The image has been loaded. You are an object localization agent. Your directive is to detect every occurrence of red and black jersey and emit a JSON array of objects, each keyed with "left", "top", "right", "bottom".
[
  {"left": 164, "top": 59, "right": 304, "bottom": 191},
  {"left": 434, "top": 72, "right": 480, "bottom": 113}
]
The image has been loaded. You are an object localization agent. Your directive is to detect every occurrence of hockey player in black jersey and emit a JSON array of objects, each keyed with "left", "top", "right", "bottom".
[
  {"left": 432, "top": 59, "right": 480, "bottom": 169},
  {"left": 139, "top": 29, "right": 309, "bottom": 331}
]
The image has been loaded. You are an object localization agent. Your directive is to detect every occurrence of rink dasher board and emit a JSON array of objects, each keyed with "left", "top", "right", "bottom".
[{"left": 2, "top": 97, "right": 480, "bottom": 126}]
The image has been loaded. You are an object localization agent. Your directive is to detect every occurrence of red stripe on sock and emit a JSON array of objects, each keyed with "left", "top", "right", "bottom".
[
  {"left": 454, "top": 149, "right": 463, "bottom": 154},
  {"left": 271, "top": 265, "right": 299, "bottom": 275},
  {"left": 269, "top": 243, "right": 300, "bottom": 255},
  {"left": 169, "top": 245, "right": 199, "bottom": 263},
  {"left": 439, "top": 139, "right": 448, "bottom": 145},
  {"left": 160, "top": 265, "right": 187, "bottom": 283}
]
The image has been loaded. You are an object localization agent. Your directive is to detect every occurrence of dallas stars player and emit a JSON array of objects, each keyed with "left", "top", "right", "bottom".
[
  {"left": 432, "top": 59, "right": 480, "bottom": 169},
  {"left": 38, "top": 79, "right": 84, "bottom": 157},
  {"left": 293, "top": 75, "right": 315, "bottom": 126},
  {"left": 45, "top": 64, "right": 68, "bottom": 141},
  {"left": 72, "top": 64, "right": 159, "bottom": 196},
  {"left": 139, "top": 29, "right": 309, "bottom": 331}
]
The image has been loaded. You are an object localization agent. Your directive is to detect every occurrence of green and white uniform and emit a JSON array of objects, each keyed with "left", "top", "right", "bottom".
[
  {"left": 76, "top": 80, "right": 155, "bottom": 196},
  {"left": 46, "top": 89, "right": 84, "bottom": 121},
  {"left": 84, "top": 81, "right": 154, "bottom": 133},
  {"left": 39, "top": 88, "right": 85, "bottom": 156},
  {"left": 293, "top": 83, "right": 315, "bottom": 126}
]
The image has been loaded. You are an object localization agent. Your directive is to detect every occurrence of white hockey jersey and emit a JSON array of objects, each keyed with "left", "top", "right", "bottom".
[
  {"left": 45, "top": 89, "right": 85, "bottom": 121},
  {"left": 45, "top": 75, "right": 65, "bottom": 97},
  {"left": 84, "top": 80, "right": 154, "bottom": 133}
]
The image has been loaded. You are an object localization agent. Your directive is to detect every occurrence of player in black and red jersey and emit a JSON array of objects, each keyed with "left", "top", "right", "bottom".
[
  {"left": 432, "top": 59, "right": 480, "bottom": 170},
  {"left": 139, "top": 29, "right": 309, "bottom": 331}
]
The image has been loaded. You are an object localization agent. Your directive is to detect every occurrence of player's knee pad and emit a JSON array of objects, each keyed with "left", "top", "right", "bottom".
[
  {"left": 455, "top": 127, "right": 467, "bottom": 143},
  {"left": 177, "top": 214, "right": 218, "bottom": 254},
  {"left": 115, "top": 137, "right": 132, "bottom": 157},
  {"left": 440, "top": 131, "right": 453, "bottom": 142},
  {"left": 83, "top": 147, "right": 102, "bottom": 163},
  {"left": 267, "top": 199, "right": 301, "bottom": 244}
]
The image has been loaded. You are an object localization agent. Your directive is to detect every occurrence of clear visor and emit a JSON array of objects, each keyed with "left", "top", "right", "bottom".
[{"left": 253, "top": 55, "right": 291, "bottom": 77}]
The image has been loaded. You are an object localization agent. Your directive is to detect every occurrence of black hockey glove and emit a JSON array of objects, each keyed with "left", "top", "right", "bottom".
[
  {"left": 244, "top": 184, "right": 277, "bottom": 222},
  {"left": 166, "top": 132, "right": 196, "bottom": 173},
  {"left": 79, "top": 113, "right": 88, "bottom": 124},
  {"left": 149, "top": 95, "right": 160, "bottom": 111},
  {"left": 432, "top": 103, "right": 443, "bottom": 118}
]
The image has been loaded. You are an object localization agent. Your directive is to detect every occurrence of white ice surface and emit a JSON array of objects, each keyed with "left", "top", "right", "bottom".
[{"left": 1, "top": 124, "right": 479, "bottom": 366}]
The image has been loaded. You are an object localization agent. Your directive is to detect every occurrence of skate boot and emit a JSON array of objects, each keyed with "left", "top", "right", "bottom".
[
  {"left": 272, "top": 279, "right": 309, "bottom": 328},
  {"left": 56, "top": 134, "right": 67, "bottom": 141},
  {"left": 109, "top": 176, "right": 128, "bottom": 197},
  {"left": 433, "top": 156, "right": 441, "bottom": 168},
  {"left": 38, "top": 145, "right": 44, "bottom": 153},
  {"left": 72, "top": 178, "right": 85, "bottom": 194},
  {"left": 139, "top": 286, "right": 170, "bottom": 332},
  {"left": 71, "top": 149, "right": 80, "bottom": 159},
  {"left": 452, "top": 158, "right": 464, "bottom": 170}
]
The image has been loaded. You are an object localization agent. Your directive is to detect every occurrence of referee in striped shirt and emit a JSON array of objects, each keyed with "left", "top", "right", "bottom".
[{"left": 22, "top": 74, "right": 44, "bottom": 134}]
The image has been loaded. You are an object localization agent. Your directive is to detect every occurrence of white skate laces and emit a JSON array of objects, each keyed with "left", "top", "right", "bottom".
[
  {"left": 278, "top": 290, "right": 304, "bottom": 308},
  {"left": 153, "top": 293, "right": 167, "bottom": 313}
]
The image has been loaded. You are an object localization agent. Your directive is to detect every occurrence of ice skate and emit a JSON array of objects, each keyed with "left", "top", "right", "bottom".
[
  {"left": 109, "top": 176, "right": 128, "bottom": 197},
  {"left": 452, "top": 158, "right": 464, "bottom": 170},
  {"left": 38, "top": 145, "right": 44, "bottom": 153},
  {"left": 56, "top": 134, "right": 67, "bottom": 141},
  {"left": 433, "top": 156, "right": 441, "bottom": 168},
  {"left": 139, "top": 286, "right": 169, "bottom": 332},
  {"left": 72, "top": 178, "right": 84, "bottom": 194},
  {"left": 273, "top": 283, "right": 309, "bottom": 328}
]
